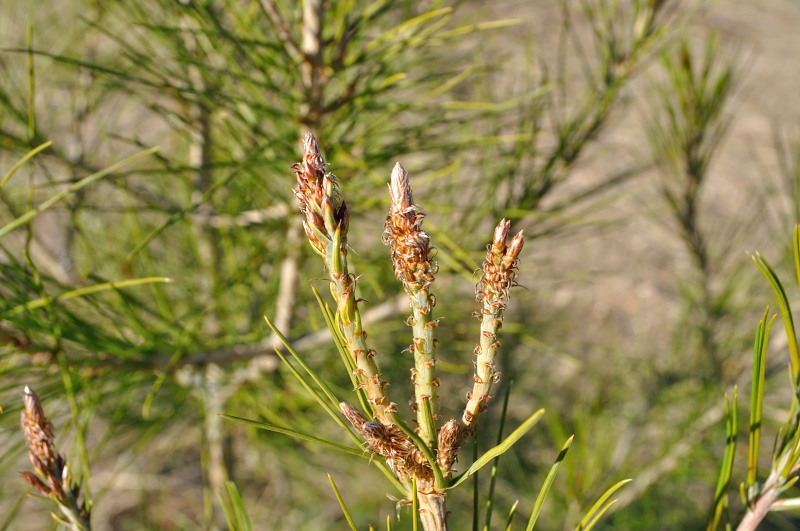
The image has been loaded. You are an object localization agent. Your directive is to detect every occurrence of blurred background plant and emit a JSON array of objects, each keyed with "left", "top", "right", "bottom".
[{"left": 2, "top": 0, "right": 800, "bottom": 529}]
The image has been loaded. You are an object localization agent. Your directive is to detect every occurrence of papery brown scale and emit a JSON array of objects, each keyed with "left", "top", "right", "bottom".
[
  {"left": 20, "top": 471, "right": 51, "bottom": 495},
  {"left": 47, "top": 470, "right": 67, "bottom": 503}
]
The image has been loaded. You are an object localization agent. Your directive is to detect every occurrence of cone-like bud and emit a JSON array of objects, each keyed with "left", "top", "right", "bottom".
[
  {"left": 20, "top": 387, "right": 91, "bottom": 527},
  {"left": 383, "top": 163, "right": 436, "bottom": 291},
  {"left": 292, "top": 133, "right": 348, "bottom": 255},
  {"left": 476, "top": 219, "right": 524, "bottom": 311},
  {"left": 436, "top": 419, "right": 460, "bottom": 473},
  {"left": 340, "top": 402, "right": 368, "bottom": 432},
  {"left": 339, "top": 402, "right": 431, "bottom": 482},
  {"left": 21, "top": 386, "right": 58, "bottom": 479}
]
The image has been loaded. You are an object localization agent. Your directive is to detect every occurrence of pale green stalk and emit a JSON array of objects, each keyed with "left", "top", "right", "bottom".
[
  {"left": 384, "top": 162, "right": 438, "bottom": 447},
  {"left": 461, "top": 221, "right": 523, "bottom": 438}
]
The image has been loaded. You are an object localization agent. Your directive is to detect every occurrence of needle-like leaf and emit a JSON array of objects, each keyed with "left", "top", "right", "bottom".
[
  {"left": 526, "top": 435, "right": 573, "bottom": 531},
  {"left": 575, "top": 479, "right": 632, "bottom": 531},
  {"left": 451, "top": 409, "right": 545, "bottom": 489},
  {"left": 328, "top": 474, "right": 358, "bottom": 531}
]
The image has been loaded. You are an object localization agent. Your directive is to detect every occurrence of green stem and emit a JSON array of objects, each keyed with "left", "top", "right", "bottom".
[
  {"left": 463, "top": 304, "right": 502, "bottom": 429},
  {"left": 327, "top": 227, "right": 392, "bottom": 423},
  {"left": 410, "top": 287, "right": 438, "bottom": 446}
]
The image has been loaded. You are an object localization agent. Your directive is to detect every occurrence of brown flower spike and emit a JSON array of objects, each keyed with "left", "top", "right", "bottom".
[
  {"left": 439, "top": 219, "right": 524, "bottom": 476},
  {"left": 464, "top": 219, "right": 523, "bottom": 427},
  {"left": 383, "top": 163, "right": 440, "bottom": 447},
  {"left": 383, "top": 162, "right": 436, "bottom": 291},
  {"left": 20, "top": 386, "right": 91, "bottom": 530}
]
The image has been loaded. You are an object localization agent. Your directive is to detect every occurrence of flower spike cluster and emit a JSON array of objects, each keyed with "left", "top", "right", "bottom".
[
  {"left": 20, "top": 386, "right": 91, "bottom": 530},
  {"left": 292, "top": 134, "right": 525, "bottom": 528}
]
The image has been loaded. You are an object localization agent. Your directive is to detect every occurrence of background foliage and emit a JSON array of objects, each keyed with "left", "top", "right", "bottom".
[{"left": 2, "top": 0, "right": 800, "bottom": 529}]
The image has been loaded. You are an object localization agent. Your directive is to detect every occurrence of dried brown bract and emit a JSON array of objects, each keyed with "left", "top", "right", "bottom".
[{"left": 340, "top": 402, "right": 431, "bottom": 485}]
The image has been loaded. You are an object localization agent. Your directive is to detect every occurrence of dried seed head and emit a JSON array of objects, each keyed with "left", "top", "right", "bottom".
[{"left": 383, "top": 163, "right": 436, "bottom": 292}]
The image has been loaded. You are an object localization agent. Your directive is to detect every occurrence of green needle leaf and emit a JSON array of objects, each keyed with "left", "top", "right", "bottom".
[
  {"left": 751, "top": 252, "right": 800, "bottom": 380},
  {"left": 311, "top": 287, "right": 370, "bottom": 415},
  {"left": 412, "top": 476, "right": 419, "bottom": 531},
  {"left": 575, "top": 479, "right": 632, "bottom": 531},
  {"left": 505, "top": 500, "right": 519, "bottom": 531},
  {"left": 747, "top": 310, "right": 773, "bottom": 490},
  {"left": 218, "top": 481, "right": 252, "bottom": 531},
  {"left": 0, "top": 147, "right": 158, "bottom": 239},
  {"left": 451, "top": 408, "right": 545, "bottom": 489},
  {"left": 219, "top": 414, "right": 364, "bottom": 458},
  {"left": 4, "top": 277, "right": 173, "bottom": 317},
  {"left": 526, "top": 435, "right": 573, "bottom": 531},
  {"left": 484, "top": 382, "right": 514, "bottom": 531},
  {"left": 708, "top": 387, "right": 738, "bottom": 531},
  {"left": 0, "top": 140, "right": 52, "bottom": 190},
  {"left": 328, "top": 474, "right": 358, "bottom": 531},
  {"left": 263, "top": 315, "right": 341, "bottom": 412}
]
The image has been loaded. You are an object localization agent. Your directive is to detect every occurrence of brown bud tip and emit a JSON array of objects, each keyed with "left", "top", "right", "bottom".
[
  {"left": 492, "top": 219, "right": 511, "bottom": 252},
  {"left": 340, "top": 402, "right": 367, "bottom": 431},
  {"left": 507, "top": 230, "right": 524, "bottom": 259},
  {"left": 21, "top": 386, "right": 58, "bottom": 477},
  {"left": 389, "top": 162, "right": 413, "bottom": 215},
  {"left": 23, "top": 386, "right": 47, "bottom": 427},
  {"left": 302, "top": 132, "right": 320, "bottom": 157}
]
